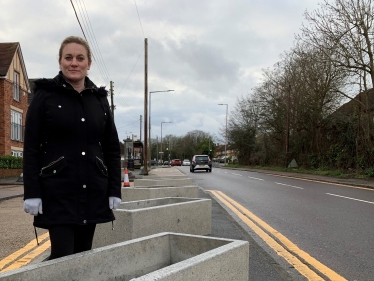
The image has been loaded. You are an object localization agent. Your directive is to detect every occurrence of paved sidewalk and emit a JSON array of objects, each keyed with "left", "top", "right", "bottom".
[{"left": 0, "top": 176, "right": 24, "bottom": 201}]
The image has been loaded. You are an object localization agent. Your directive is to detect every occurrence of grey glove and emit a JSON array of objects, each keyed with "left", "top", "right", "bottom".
[
  {"left": 24, "top": 198, "right": 43, "bottom": 216},
  {"left": 109, "top": 197, "right": 121, "bottom": 210}
]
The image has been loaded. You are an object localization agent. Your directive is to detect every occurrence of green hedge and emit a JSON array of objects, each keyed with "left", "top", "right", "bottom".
[{"left": 0, "top": 155, "right": 23, "bottom": 169}]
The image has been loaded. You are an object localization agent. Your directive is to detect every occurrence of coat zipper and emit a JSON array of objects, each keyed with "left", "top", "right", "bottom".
[
  {"left": 63, "top": 80, "right": 95, "bottom": 94},
  {"left": 39, "top": 156, "right": 65, "bottom": 176},
  {"left": 96, "top": 156, "right": 108, "bottom": 171}
]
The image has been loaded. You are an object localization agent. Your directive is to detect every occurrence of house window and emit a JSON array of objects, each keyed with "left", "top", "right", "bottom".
[
  {"left": 11, "top": 110, "right": 23, "bottom": 141},
  {"left": 14, "top": 71, "right": 20, "bottom": 101},
  {"left": 11, "top": 150, "right": 23, "bottom": 157}
]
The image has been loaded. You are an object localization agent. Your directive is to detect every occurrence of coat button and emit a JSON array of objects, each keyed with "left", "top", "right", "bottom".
[
  {"left": 81, "top": 118, "right": 85, "bottom": 122},
  {"left": 53, "top": 170, "right": 56, "bottom": 174},
  {"left": 63, "top": 84, "right": 66, "bottom": 87},
  {"left": 83, "top": 184, "right": 86, "bottom": 188},
  {"left": 82, "top": 152, "right": 86, "bottom": 155},
  {"left": 58, "top": 105, "right": 61, "bottom": 108},
  {"left": 83, "top": 220, "right": 87, "bottom": 224}
]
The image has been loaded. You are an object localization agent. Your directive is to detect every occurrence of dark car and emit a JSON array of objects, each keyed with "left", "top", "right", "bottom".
[
  {"left": 190, "top": 155, "right": 212, "bottom": 173},
  {"left": 151, "top": 159, "right": 157, "bottom": 165},
  {"left": 171, "top": 159, "right": 182, "bottom": 166}
]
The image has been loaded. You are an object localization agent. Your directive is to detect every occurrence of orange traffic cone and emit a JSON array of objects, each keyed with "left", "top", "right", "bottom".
[{"left": 123, "top": 168, "right": 130, "bottom": 187}]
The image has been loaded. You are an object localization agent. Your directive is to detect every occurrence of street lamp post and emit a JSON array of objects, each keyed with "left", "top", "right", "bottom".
[
  {"left": 161, "top": 121, "right": 172, "bottom": 163},
  {"left": 218, "top": 103, "right": 228, "bottom": 165},
  {"left": 208, "top": 138, "right": 212, "bottom": 158},
  {"left": 149, "top": 90, "right": 174, "bottom": 168}
]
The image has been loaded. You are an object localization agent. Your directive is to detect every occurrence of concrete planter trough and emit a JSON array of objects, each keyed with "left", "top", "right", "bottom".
[
  {"left": 146, "top": 175, "right": 189, "bottom": 179},
  {"left": 121, "top": 185, "right": 199, "bottom": 202},
  {"left": 0, "top": 233, "right": 249, "bottom": 281},
  {"left": 93, "top": 197, "right": 211, "bottom": 249},
  {"left": 134, "top": 178, "right": 193, "bottom": 187}
]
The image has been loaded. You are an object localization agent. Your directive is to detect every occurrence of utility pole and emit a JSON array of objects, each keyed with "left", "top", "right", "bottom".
[
  {"left": 139, "top": 115, "right": 142, "bottom": 142},
  {"left": 156, "top": 135, "right": 158, "bottom": 163},
  {"left": 110, "top": 81, "right": 114, "bottom": 120},
  {"left": 143, "top": 38, "right": 148, "bottom": 175}
]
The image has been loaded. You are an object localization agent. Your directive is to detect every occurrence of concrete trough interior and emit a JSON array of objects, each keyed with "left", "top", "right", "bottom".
[
  {"left": 121, "top": 185, "right": 199, "bottom": 202},
  {"left": 0, "top": 233, "right": 249, "bottom": 281},
  {"left": 146, "top": 175, "right": 189, "bottom": 179},
  {"left": 120, "top": 197, "right": 202, "bottom": 209},
  {"left": 134, "top": 178, "right": 193, "bottom": 187},
  {"left": 93, "top": 197, "right": 212, "bottom": 248}
]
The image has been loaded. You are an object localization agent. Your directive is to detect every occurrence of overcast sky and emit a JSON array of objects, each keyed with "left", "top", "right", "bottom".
[{"left": 0, "top": 0, "right": 321, "bottom": 143}]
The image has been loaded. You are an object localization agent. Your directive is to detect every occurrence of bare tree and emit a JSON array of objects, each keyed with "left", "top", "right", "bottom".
[
  {"left": 227, "top": 95, "right": 261, "bottom": 165},
  {"left": 247, "top": 41, "right": 346, "bottom": 167},
  {"left": 299, "top": 0, "right": 374, "bottom": 168},
  {"left": 300, "top": 0, "right": 374, "bottom": 90}
]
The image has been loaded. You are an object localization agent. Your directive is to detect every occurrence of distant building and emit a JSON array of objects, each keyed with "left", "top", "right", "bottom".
[
  {"left": 214, "top": 144, "right": 237, "bottom": 162},
  {"left": 0, "top": 42, "right": 31, "bottom": 156}
]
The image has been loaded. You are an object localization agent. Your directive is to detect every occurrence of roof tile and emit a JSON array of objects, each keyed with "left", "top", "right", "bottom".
[{"left": 0, "top": 42, "right": 19, "bottom": 76}]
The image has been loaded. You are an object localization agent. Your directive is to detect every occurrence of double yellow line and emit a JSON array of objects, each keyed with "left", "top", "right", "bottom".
[
  {"left": 0, "top": 233, "right": 50, "bottom": 273},
  {"left": 207, "top": 190, "right": 347, "bottom": 281}
]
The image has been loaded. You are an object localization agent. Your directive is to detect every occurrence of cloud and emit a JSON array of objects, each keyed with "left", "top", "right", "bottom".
[{"left": 0, "top": 0, "right": 320, "bottom": 142}]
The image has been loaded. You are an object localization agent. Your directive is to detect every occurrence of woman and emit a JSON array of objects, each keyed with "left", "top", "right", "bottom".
[{"left": 23, "top": 36, "right": 121, "bottom": 260}]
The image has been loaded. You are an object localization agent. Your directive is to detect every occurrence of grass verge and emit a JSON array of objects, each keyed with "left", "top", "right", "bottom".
[{"left": 224, "top": 164, "right": 372, "bottom": 179}]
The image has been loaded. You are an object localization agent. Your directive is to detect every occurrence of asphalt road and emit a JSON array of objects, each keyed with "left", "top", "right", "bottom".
[{"left": 179, "top": 166, "right": 374, "bottom": 281}]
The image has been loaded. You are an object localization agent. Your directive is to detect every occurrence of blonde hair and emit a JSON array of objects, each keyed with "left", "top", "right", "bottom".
[{"left": 59, "top": 36, "right": 92, "bottom": 63}]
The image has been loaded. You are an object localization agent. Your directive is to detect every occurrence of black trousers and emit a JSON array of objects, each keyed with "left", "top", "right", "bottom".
[{"left": 48, "top": 224, "right": 96, "bottom": 260}]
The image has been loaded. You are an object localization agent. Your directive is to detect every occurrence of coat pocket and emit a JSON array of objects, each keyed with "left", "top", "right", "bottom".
[
  {"left": 96, "top": 156, "right": 108, "bottom": 177},
  {"left": 40, "top": 156, "right": 67, "bottom": 178}
]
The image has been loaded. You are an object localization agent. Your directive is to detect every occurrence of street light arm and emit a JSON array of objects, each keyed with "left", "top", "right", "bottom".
[
  {"left": 150, "top": 90, "right": 174, "bottom": 94},
  {"left": 149, "top": 90, "right": 174, "bottom": 168}
]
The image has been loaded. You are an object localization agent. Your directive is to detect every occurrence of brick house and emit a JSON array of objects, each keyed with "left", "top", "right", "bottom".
[
  {"left": 214, "top": 144, "right": 237, "bottom": 162},
  {"left": 0, "top": 42, "right": 30, "bottom": 157}
]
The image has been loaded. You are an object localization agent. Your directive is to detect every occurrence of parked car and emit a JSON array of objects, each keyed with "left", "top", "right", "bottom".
[
  {"left": 190, "top": 155, "right": 212, "bottom": 173},
  {"left": 171, "top": 159, "right": 182, "bottom": 166},
  {"left": 182, "top": 159, "right": 190, "bottom": 166},
  {"left": 163, "top": 160, "right": 169, "bottom": 165},
  {"left": 150, "top": 159, "right": 157, "bottom": 165}
]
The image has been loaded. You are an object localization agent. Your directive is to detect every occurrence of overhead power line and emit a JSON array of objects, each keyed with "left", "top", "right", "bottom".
[
  {"left": 69, "top": 0, "right": 111, "bottom": 85},
  {"left": 69, "top": 0, "right": 148, "bottom": 138},
  {"left": 70, "top": 0, "right": 87, "bottom": 39},
  {"left": 78, "top": 0, "right": 112, "bottom": 83},
  {"left": 134, "top": 0, "right": 145, "bottom": 38}
]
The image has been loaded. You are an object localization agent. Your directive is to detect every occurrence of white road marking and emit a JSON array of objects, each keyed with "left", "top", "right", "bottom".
[
  {"left": 275, "top": 182, "right": 303, "bottom": 189},
  {"left": 232, "top": 173, "right": 242, "bottom": 176},
  {"left": 326, "top": 193, "right": 374, "bottom": 205},
  {"left": 248, "top": 176, "right": 264, "bottom": 181}
]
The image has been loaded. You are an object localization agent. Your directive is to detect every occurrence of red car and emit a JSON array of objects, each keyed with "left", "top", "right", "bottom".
[{"left": 171, "top": 159, "right": 182, "bottom": 166}]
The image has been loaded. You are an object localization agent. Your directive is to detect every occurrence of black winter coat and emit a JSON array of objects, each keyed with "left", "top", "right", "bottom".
[{"left": 23, "top": 72, "right": 121, "bottom": 228}]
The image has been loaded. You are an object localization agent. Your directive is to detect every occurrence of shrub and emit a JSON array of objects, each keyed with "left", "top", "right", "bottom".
[
  {"left": 0, "top": 155, "right": 23, "bottom": 169},
  {"left": 364, "top": 167, "right": 374, "bottom": 177}
]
